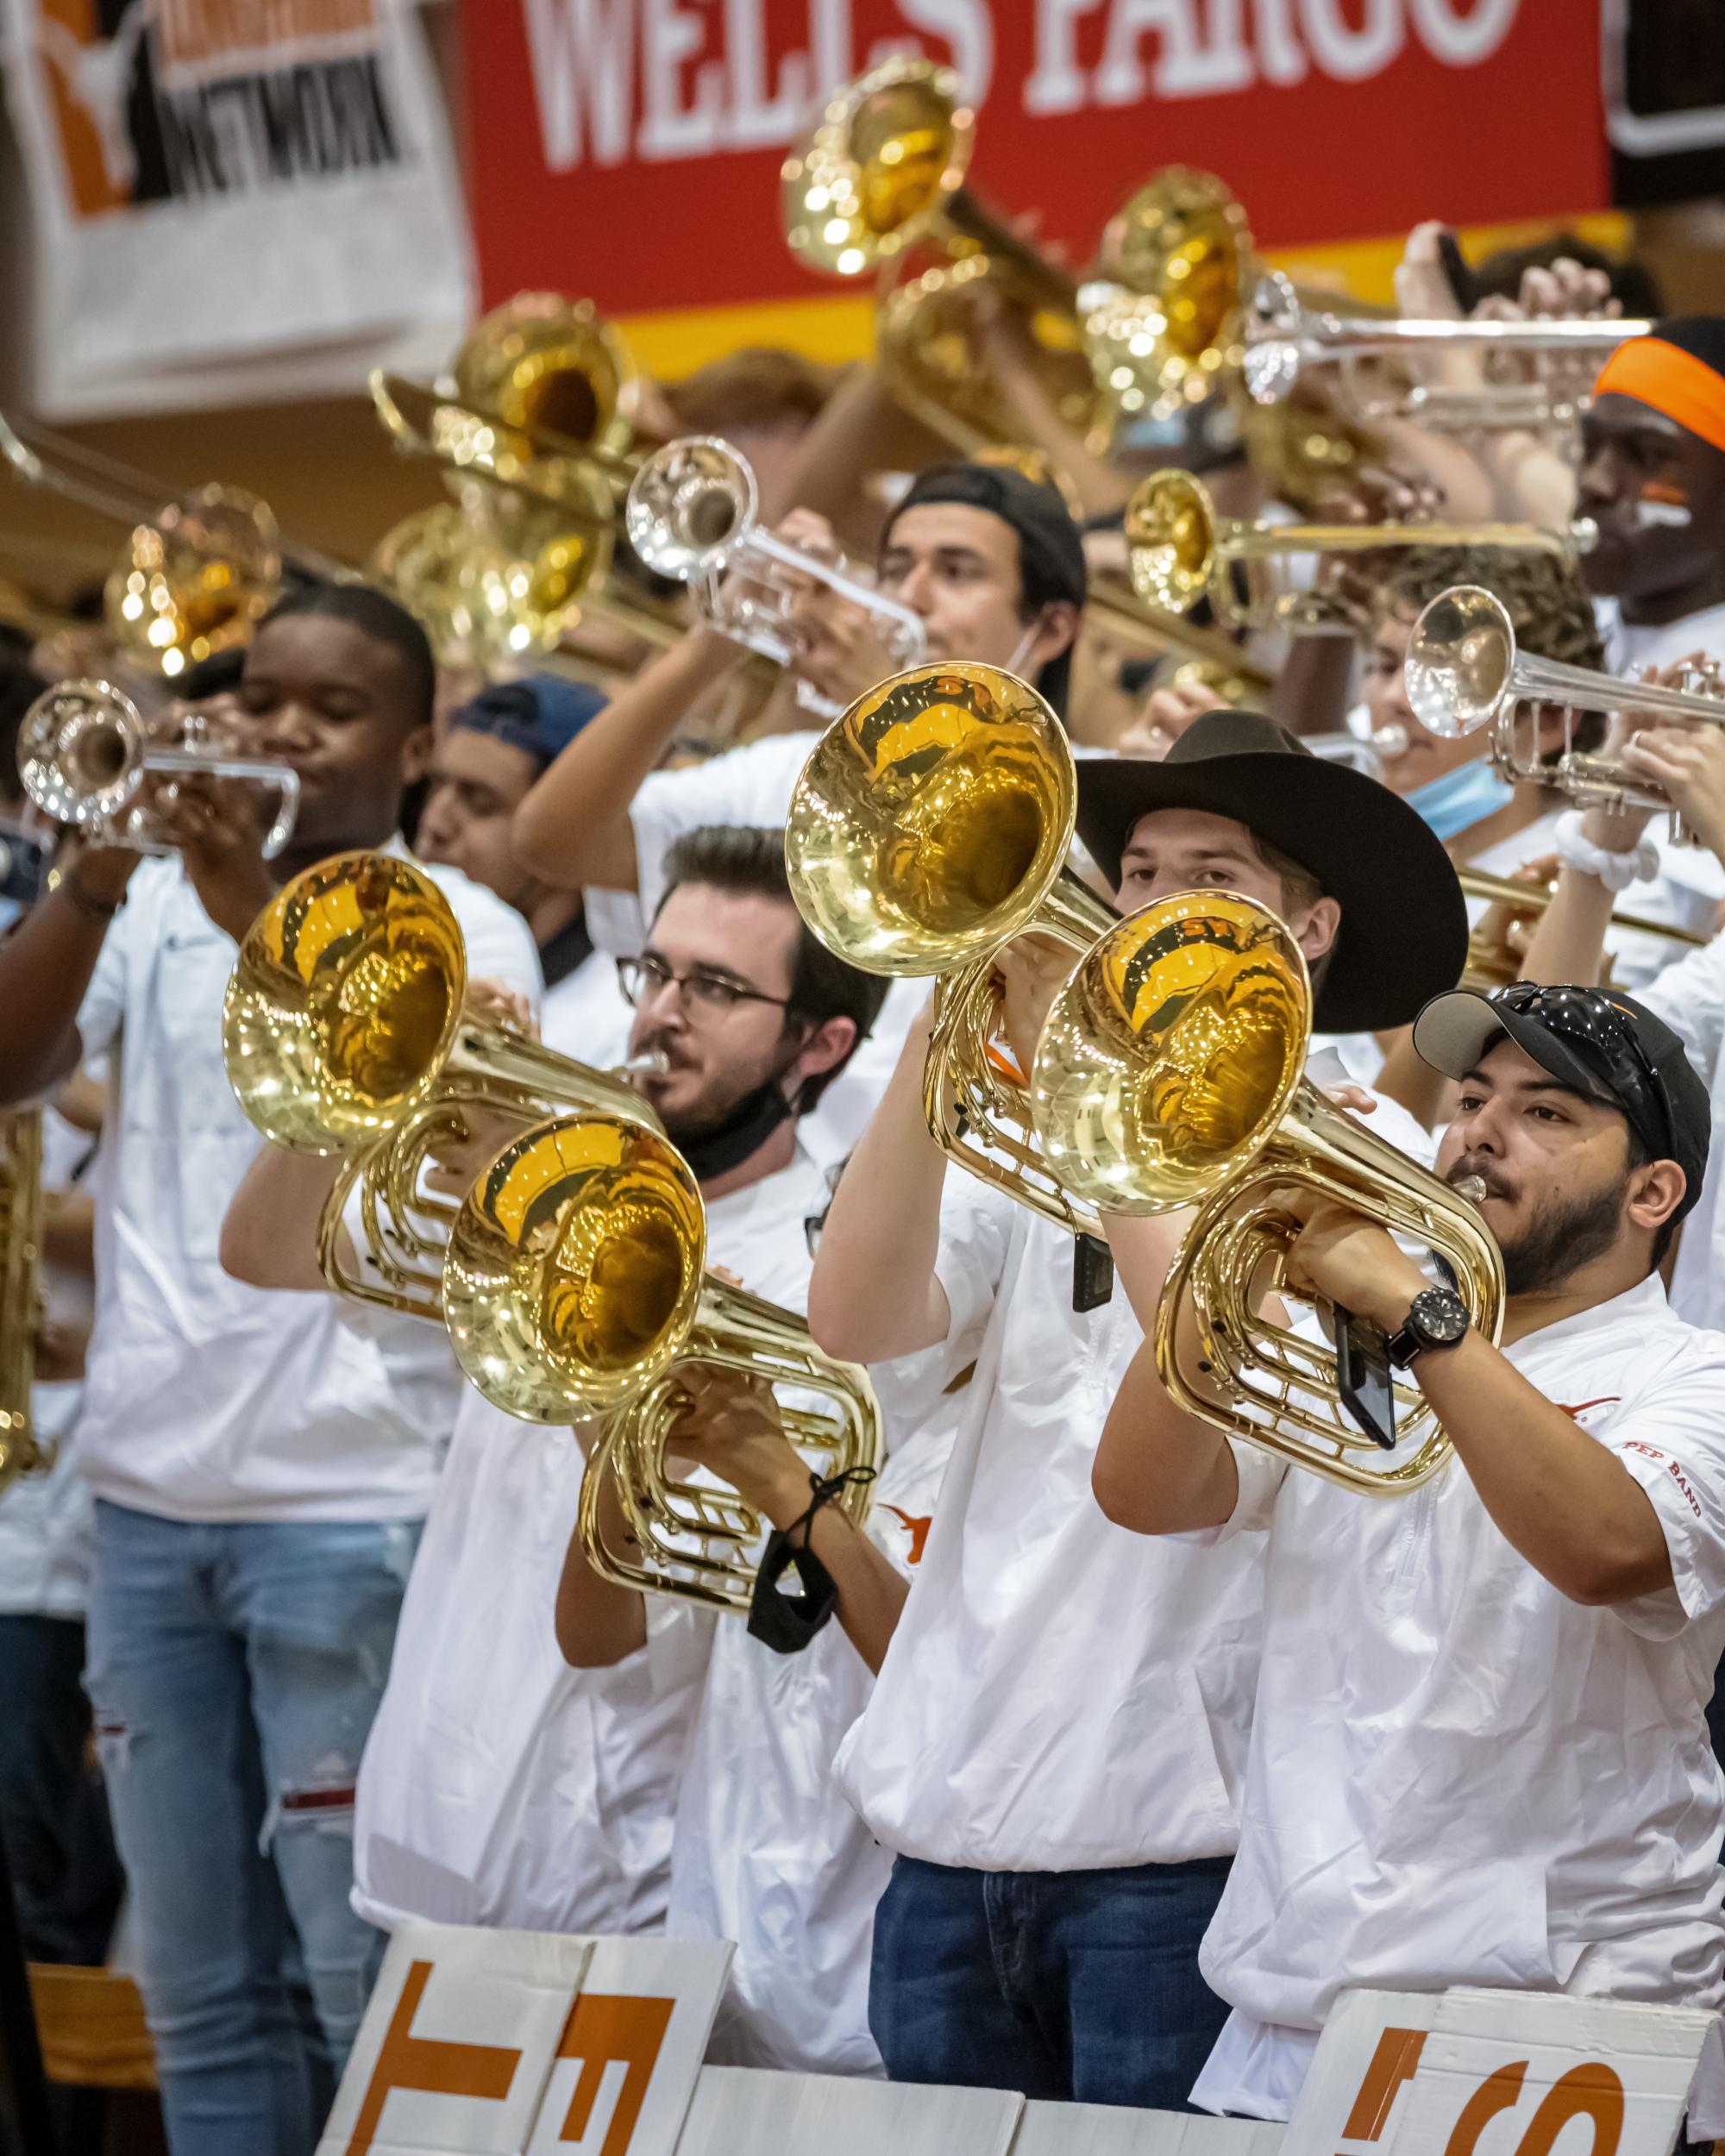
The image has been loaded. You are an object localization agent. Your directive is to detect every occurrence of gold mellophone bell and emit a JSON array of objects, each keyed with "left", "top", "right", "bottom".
[
  {"left": 444, "top": 1111, "right": 881, "bottom": 1613},
  {"left": 1030, "top": 891, "right": 1505, "bottom": 1495},
  {"left": 223, "top": 849, "right": 659, "bottom": 1320},
  {"left": 785, "top": 660, "right": 1119, "bottom": 1236}
]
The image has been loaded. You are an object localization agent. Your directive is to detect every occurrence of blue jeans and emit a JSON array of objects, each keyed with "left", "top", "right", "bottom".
[
  {"left": 85, "top": 1501, "right": 421, "bottom": 2156},
  {"left": 0, "top": 1614, "right": 123, "bottom": 1965},
  {"left": 869, "top": 1854, "right": 1233, "bottom": 2109}
]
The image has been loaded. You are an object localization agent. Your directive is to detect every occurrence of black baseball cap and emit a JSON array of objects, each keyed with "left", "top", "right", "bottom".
[{"left": 1413, "top": 982, "right": 1710, "bottom": 1222}]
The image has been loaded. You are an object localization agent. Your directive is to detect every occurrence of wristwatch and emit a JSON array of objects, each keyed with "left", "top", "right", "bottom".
[{"left": 1386, "top": 1286, "right": 1471, "bottom": 1369}]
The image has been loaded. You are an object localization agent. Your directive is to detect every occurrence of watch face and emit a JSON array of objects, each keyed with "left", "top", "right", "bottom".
[{"left": 1412, "top": 1288, "right": 1470, "bottom": 1345}]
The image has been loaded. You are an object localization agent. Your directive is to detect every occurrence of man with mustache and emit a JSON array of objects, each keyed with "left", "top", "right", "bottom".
[
  {"left": 806, "top": 710, "right": 1466, "bottom": 2109},
  {"left": 1093, "top": 981, "right": 1725, "bottom": 2138},
  {"left": 549, "top": 824, "right": 958, "bottom": 2075}
]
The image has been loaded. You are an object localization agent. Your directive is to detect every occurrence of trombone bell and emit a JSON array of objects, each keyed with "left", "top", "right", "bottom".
[
  {"left": 452, "top": 292, "right": 634, "bottom": 456},
  {"left": 781, "top": 58, "right": 974, "bottom": 278}
]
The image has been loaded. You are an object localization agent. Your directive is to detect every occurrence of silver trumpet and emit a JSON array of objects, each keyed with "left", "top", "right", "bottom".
[
  {"left": 1406, "top": 583, "right": 1725, "bottom": 830},
  {"left": 625, "top": 436, "right": 925, "bottom": 718},
  {"left": 20, "top": 680, "right": 298, "bottom": 859},
  {"left": 1244, "top": 271, "right": 1651, "bottom": 432}
]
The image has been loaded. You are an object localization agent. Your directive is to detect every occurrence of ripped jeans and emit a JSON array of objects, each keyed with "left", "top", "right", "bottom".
[{"left": 85, "top": 1501, "right": 422, "bottom": 2156}]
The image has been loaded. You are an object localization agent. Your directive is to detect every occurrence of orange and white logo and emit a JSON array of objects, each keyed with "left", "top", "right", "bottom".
[
  {"left": 31, "top": 0, "right": 154, "bottom": 213},
  {"left": 26, "top": 0, "right": 396, "bottom": 220}
]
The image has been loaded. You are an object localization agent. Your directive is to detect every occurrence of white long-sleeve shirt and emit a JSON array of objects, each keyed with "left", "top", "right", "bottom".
[
  {"left": 1189, "top": 1275, "right": 1725, "bottom": 2129},
  {"left": 72, "top": 847, "right": 540, "bottom": 1523}
]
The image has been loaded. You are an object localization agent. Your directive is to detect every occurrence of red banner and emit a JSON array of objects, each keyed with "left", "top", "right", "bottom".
[{"left": 463, "top": 0, "right": 1609, "bottom": 323}]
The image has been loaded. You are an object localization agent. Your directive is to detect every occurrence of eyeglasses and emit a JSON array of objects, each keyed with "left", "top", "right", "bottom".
[
  {"left": 1496, "top": 981, "right": 1675, "bottom": 1158},
  {"left": 616, "top": 953, "right": 795, "bottom": 1020}
]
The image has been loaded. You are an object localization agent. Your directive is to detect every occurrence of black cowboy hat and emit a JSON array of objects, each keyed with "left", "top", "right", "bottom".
[{"left": 1074, "top": 710, "right": 1467, "bottom": 1032}]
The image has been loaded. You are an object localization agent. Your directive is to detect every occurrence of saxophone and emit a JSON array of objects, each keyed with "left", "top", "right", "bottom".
[{"left": 0, "top": 1107, "right": 52, "bottom": 1492}]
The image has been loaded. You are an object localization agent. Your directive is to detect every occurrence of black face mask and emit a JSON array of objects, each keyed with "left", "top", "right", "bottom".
[
  {"left": 671, "top": 1075, "right": 797, "bottom": 1181},
  {"left": 747, "top": 1532, "right": 842, "bottom": 1655},
  {"left": 745, "top": 1466, "right": 877, "bottom": 1656}
]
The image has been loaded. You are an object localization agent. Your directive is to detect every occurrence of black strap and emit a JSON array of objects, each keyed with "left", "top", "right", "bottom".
[{"left": 746, "top": 1465, "right": 877, "bottom": 1657}]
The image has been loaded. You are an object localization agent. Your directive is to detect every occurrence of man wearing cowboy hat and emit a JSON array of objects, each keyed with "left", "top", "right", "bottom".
[{"left": 806, "top": 711, "right": 1467, "bottom": 2110}]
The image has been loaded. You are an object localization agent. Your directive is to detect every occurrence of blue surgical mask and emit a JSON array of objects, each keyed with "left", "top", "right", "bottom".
[{"left": 1403, "top": 756, "right": 1514, "bottom": 843}]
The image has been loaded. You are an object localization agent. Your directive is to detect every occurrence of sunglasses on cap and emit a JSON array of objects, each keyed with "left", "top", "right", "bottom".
[{"left": 1495, "top": 981, "right": 1676, "bottom": 1160}]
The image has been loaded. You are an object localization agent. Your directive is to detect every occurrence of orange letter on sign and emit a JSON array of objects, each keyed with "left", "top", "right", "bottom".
[
  {"left": 1342, "top": 2028, "right": 1431, "bottom": 2146},
  {"left": 344, "top": 1960, "right": 522, "bottom": 2156},
  {"left": 1513, "top": 2063, "right": 1625, "bottom": 2156},
  {"left": 1446, "top": 2060, "right": 1530, "bottom": 2156},
  {"left": 554, "top": 1994, "right": 675, "bottom": 2154}
]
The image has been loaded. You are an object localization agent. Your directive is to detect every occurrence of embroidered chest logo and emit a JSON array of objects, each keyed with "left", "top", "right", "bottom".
[{"left": 881, "top": 1506, "right": 933, "bottom": 1565}]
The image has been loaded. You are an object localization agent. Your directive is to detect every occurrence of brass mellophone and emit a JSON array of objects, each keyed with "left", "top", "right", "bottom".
[
  {"left": 0, "top": 410, "right": 347, "bottom": 674},
  {"left": 223, "top": 851, "right": 878, "bottom": 1611},
  {"left": 1028, "top": 892, "right": 1505, "bottom": 1495},
  {"left": 445, "top": 1110, "right": 880, "bottom": 1614}
]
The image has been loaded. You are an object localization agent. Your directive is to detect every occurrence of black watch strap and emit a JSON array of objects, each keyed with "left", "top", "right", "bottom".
[{"left": 1387, "top": 1287, "right": 1471, "bottom": 1369}]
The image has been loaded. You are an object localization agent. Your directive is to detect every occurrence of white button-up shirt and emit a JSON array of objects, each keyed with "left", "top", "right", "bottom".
[
  {"left": 581, "top": 733, "right": 925, "bottom": 1169},
  {"left": 834, "top": 1167, "right": 1266, "bottom": 1873},
  {"left": 831, "top": 1083, "right": 1460, "bottom": 1875},
  {"left": 1189, "top": 1275, "right": 1725, "bottom": 2128},
  {"left": 72, "top": 849, "right": 540, "bottom": 1524}
]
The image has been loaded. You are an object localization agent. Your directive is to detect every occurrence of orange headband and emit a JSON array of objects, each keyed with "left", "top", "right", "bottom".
[{"left": 1594, "top": 338, "right": 1725, "bottom": 456}]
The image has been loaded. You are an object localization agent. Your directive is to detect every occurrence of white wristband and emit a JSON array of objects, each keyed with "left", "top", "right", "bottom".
[{"left": 1553, "top": 811, "right": 1658, "bottom": 893}]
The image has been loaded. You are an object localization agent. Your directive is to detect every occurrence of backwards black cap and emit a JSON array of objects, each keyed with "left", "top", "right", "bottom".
[
  {"left": 885, "top": 461, "right": 1088, "bottom": 607},
  {"left": 882, "top": 462, "right": 1087, "bottom": 718},
  {"left": 1414, "top": 982, "right": 1710, "bottom": 1223}
]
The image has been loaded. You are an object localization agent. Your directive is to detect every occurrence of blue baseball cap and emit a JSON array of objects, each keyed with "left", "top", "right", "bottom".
[{"left": 449, "top": 675, "right": 605, "bottom": 773}]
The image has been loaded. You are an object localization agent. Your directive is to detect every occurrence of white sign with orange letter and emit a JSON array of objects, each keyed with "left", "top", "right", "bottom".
[
  {"left": 315, "top": 1925, "right": 730, "bottom": 2156},
  {"left": 1283, "top": 1988, "right": 1711, "bottom": 2156}
]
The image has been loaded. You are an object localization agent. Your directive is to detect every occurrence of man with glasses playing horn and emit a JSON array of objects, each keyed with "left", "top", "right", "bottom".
[
  {"left": 1092, "top": 980, "right": 1725, "bottom": 2140},
  {"left": 229, "top": 823, "right": 955, "bottom": 2078},
  {"left": 806, "top": 708, "right": 1466, "bottom": 2109}
]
